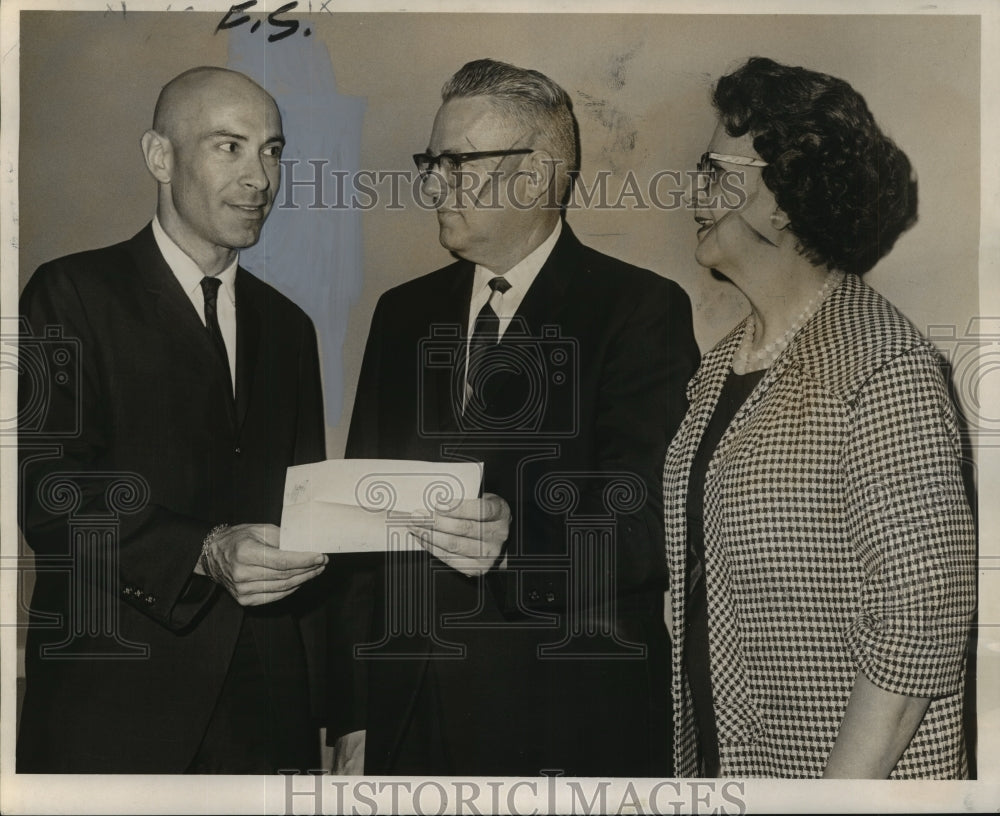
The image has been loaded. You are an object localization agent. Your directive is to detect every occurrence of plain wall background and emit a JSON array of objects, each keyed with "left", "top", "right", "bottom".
[{"left": 18, "top": 11, "right": 980, "bottom": 459}]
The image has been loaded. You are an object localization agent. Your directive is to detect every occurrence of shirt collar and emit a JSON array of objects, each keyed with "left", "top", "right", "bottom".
[
  {"left": 473, "top": 218, "right": 562, "bottom": 293},
  {"left": 152, "top": 216, "right": 238, "bottom": 304}
]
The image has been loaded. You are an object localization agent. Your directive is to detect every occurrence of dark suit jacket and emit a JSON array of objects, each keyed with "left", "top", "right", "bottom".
[
  {"left": 17, "top": 225, "right": 326, "bottom": 773},
  {"left": 327, "top": 224, "right": 699, "bottom": 775}
]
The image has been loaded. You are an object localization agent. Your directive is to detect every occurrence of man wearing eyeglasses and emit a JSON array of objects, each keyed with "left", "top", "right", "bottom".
[{"left": 327, "top": 58, "right": 699, "bottom": 777}]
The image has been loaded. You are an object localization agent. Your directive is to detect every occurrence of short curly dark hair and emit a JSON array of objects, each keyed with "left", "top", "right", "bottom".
[{"left": 713, "top": 57, "right": 917, "bottom": 275}]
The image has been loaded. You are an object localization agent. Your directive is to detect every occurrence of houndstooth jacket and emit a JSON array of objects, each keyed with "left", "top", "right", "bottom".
[{"left": 664, "top": 273, "right": 976, "bottom": 778}]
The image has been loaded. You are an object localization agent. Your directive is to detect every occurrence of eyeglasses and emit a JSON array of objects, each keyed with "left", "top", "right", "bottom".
[
  {"left": 413, "top": 148, "right": 535, "bottom": 181},
  {"left": 697, "top": 151, "right": 768, "bottom": 182}
]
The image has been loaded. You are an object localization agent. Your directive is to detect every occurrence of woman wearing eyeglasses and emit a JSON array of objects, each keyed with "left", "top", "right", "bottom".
[{"left": 664, "top": 57, "right": 975, "bottom": 778}]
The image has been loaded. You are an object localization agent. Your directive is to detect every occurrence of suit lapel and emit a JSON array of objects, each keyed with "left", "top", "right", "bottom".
[
  {"left": 126, "top": 224, "right": 237, "bottom": 429},
  {"left": 678, "top": 326, "right": 741, "bottom": 487},
  {"left": 452, "top": 224, "right": 576, "bottom": 442},
  {"left": 710, "top": 277, "right": 852, "bottom": 463},
  {"left": 698, "top": 321, "right": 796, "bottom": 471},
  {"left": 434, "top": 262, "right": 475, "bottom": 435},
  {"left": 128, "top": 225, "right": 206, "bottom": 337},
  {"left": 234, "top": 269, "right": 261, "bottom": 436},
  {"left": 503, "top": 224, "right": 576, "bottom": 340}
]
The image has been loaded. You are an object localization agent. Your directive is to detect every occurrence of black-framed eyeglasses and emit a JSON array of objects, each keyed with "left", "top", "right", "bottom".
[
  {"left": 413, "top": 148, "right": 535, "bottom": 179},
  {"left": 697, "top": 151, "right": 768, "bottom": 180}
]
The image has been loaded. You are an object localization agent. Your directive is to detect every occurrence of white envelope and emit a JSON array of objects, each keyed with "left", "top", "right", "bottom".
[{"left": 279, "top": 459, "right": 483, "bottom": 554}]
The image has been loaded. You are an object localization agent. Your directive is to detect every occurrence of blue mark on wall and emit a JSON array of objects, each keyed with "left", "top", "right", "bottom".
[{"left": 227, "top": 22, "right": 365, "bottom": 428}]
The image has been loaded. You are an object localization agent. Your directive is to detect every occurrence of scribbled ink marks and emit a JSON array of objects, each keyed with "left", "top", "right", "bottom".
[
  {"left": 606, "top": 42, "right": 640, "bottom": 92},
  {"left": 216, "top": 1, "right": 313, "bottom": 41},
  {"left": 577, "top": 91, "right": 639, "bottom": 170},
  {"left": 575, "top": 43, "right": 643, "bottom": 171}
]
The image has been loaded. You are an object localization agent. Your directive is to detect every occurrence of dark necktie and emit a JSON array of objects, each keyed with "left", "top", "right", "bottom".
[
  {"left": 466, "top": 276, "right": 511, "bottom": 412},
  {"left": 471, "top": 276, "right": 511, "bottom": 346},
  {"left": 200, "top": 276, "right": 230, "bottom": 368}
]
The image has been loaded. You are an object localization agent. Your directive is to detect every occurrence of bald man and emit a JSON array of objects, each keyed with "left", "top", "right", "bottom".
[{"left": 17, "top": 67, "right": 328, "bottom": 773}]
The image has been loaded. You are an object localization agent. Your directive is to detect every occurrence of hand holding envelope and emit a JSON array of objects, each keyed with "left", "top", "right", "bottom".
[
  {"left": 280, "top": 459, "right": 510, "bottom": 575},
  {"left": 196, "top": 522, "right": 328, "bottom": 606},
  {"left": 406, "top": 492, "right": 511, "bottom": 577}
]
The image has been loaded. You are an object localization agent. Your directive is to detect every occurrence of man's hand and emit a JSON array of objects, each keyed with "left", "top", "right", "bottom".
[
  {"left": 407, "top": 493, "right": 511, "bottom": 577},
  {"left": 332, "top": 729, "right": 366, "bottom": 775},
  {"left": 196, "top": 523, "right": 327, "bottom": 606}
]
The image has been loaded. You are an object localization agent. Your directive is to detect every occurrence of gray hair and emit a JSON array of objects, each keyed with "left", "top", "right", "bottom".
[{"left": 442, "top": 59, "right": 579, "bottom": 202}]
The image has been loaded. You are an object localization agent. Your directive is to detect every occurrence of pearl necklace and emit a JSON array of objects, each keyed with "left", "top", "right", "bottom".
[{"left": 732, "top": 270, "right": 843, "bottom": 375}]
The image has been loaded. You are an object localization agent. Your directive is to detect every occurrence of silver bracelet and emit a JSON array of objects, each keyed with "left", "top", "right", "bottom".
[{"left": 200, "top": 523, "right": 230, "bottom": 574}]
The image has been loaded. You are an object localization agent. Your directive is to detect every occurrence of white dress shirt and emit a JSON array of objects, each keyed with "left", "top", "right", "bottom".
[
  {"left": 466, "top": 218, "right": 562, "bottom": 341},
  {"left": 463, "top": 220, "right": 562, "bottom": 409},
  {"left": 152, "top": 216, "right": 238, "bottom": 393}
]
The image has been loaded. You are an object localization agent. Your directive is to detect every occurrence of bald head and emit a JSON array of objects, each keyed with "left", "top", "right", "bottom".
[
  {"left": 152, "top": 67, "right": 279, "bottom": 143},
  {"left": 142, "top": 66, "right": 285, "bottom": 275}
]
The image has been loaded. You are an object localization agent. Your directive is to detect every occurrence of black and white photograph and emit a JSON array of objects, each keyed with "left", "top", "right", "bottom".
[{"left": 1, "top": 1, "right": 996, "bottom": 813}]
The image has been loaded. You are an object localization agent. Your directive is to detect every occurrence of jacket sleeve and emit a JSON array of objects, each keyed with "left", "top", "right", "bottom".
[
  {"left": 293, "top": 313, "right": 328, "bottom": 468},
  {"left": 289, "top": 311, "right": 330, "bottom": 721},
  {"left": 587, "top": 276, "right": 699, "bottom": 593},
  {"left": 322, "top": 296, "right": 387, "bottom": 738},
  {"left": 18, "top": 263, "right": 217, "bottom": 632},
  {"left": 344, "top": 296, "right": 386, "bottom": 460},
  {"left": 842, "top": 345, "right": 976, "bottom": 698}
]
